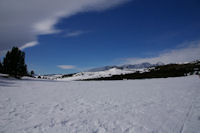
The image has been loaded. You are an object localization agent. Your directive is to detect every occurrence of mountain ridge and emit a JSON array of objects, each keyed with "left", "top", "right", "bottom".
[{"left": 88, "top": 62, "right": 164, "bottom": 72}]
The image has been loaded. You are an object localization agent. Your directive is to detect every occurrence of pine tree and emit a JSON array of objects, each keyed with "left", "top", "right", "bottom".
[
  {"left": 0, "top": 60, "right": 2, "bottom": 73},
  {"left": 3, "top": 47, "right": 27, "bottom": 78},
  {"left": 31, "top": 70, "right": 35, "bottom": 77}
]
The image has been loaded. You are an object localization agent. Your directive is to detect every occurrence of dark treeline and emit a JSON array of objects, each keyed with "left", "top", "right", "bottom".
[
  {"left": 62, "top": 73, "right": 76, "bottom": 78},
  {"left": 84, "top": 61, "right": 200, "bottom": 81},
  {"left": 0, "top": 47, "right": 34, "bottom": 78}
]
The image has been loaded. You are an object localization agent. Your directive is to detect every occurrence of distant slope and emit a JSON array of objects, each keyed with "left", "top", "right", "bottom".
[
  {"left": 57, "top": 68, "right": 142, "bottom": 81},
  {"left": 85, "top": 61, "right": 200, "bottom": 80},
  {"left": 57, "top": 62, "right": 164, "bottom": 81},
  {"left": 39, "top": 61, "right": 200, "bottom": 81}
]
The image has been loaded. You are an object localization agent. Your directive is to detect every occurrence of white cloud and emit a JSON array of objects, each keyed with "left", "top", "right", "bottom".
[
  {"left": 0, "top": 0, "right": 130, "bottom": 52},
  {"left": 57, "top": 65, "right": 76, "bottom": 69},
  {"left": 65, "top": 30, "right": 89, "bottom": 37},
  {"left": 124, "top": 41, "right": 200, "bottom": 64},
  {"left": 20, "top": 41, "right": 38, "bottom": 50},
  {"left": 33, "top": 19, "right": 61, "bottom": 35}
]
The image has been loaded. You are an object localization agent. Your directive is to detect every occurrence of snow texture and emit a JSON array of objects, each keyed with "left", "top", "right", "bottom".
[{"left": 0, "top": 75, "right": 200, "bottom": 133}]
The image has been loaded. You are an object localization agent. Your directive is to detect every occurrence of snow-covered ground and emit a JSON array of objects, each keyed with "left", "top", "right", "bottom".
[
  {"left": 0, "top": 76, "right": 200, "bottom": 133},
  {"left": 58, "top": 68, "right": 145, "bottom": 81}
]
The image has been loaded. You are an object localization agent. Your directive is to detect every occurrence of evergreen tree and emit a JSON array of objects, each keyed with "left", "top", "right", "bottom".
[
  {"left": 30, "top": 70, "right": 35, "bottom": 77},
  {"left": 3, "top": 47, "right": 27, "bottom": 78},
  {"left": 0, "top": 60, "right": 2, "bottom": 73}
]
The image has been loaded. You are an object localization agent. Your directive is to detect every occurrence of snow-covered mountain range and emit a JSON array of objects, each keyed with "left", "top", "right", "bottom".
[{"left": 88, "top": 62, "right": 164, "bottom": 72}]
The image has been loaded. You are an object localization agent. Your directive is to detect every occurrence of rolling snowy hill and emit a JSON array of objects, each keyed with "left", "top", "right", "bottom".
[
  {"left": 56, "top": 62, "right": 164, "bottom": 81},
  {"left": 57, "top": 68, "right": 146, "bottom": 81}
]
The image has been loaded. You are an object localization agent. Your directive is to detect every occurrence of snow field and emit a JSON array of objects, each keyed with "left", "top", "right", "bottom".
[{"left": 0, "top": 76, "right": 200, "bottom": 133}]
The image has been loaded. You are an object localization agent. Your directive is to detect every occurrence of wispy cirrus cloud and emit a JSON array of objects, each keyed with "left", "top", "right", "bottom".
[
  {"left": 65, "top": 30, "right": 89, "bottom": 37},
  {"left": 0, "top": 0, "right": 130, "bottom": 51},
  {"left": 20, "top": 41, "right": 38, "bottom": 50},
  {"left": 123, "top": 41, "right": 200, "bottom": 64},
  {"left": 57, "top": 65, "right": 76, "bottom": 70}
]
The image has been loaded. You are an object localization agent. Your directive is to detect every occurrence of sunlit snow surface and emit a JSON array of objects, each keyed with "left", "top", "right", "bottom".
[
  {"left": 57, "top": 68, "right": 145, "bottom": 81},
  {"left": 0, "top": 76, "right": 200, "bottom": 133}
]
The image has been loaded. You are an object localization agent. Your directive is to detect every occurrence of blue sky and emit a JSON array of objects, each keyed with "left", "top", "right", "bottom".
[{"left": 1, "top": 0, "right": 200, "bottom": 74}]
